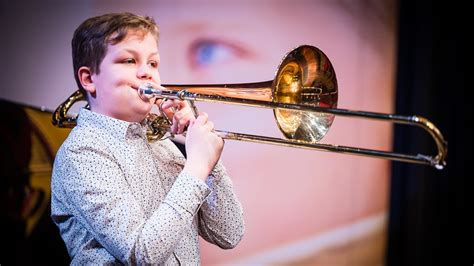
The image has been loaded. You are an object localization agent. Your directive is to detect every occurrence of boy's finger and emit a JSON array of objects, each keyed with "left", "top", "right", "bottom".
[
  {"left": 160, "top": 99, "right": 178, "bottom": 110},
  {"left": 195, "top": 113, "right": 208, "bottom": 125}
]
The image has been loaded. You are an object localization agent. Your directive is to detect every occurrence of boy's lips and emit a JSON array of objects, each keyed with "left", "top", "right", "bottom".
[
  {"left": 129, "top": 83, "right": 140, "bottom": 90},
  {"left": 130, "top": 82, "right": 162, "bottom": 90}
]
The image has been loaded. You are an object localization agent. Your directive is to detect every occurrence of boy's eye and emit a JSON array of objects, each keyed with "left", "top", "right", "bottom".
[
  {"left": 122, "top": 58, "right": 135, "bottom": 64},
  {"left": 148, "top": 61, "right": 158, "bottom": 68}
]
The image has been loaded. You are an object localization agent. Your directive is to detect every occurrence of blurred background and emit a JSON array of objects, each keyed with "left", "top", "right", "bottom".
[{"left": 0, "top": 0, "right": 469, "bottom": 265}]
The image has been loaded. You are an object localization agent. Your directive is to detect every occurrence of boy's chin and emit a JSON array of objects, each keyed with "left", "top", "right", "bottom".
[{"left": 132, "top": 104, "right": 153, "bottom": 118}]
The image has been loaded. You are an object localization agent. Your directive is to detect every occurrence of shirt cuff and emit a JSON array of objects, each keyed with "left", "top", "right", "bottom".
[{"left": 210, "top": 160, "right": 227, "bottom": 178}]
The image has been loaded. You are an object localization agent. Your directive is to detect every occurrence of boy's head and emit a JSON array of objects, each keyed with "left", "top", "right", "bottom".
[{"left": 72, "top": 12, "right": 159, "bottom": 93}]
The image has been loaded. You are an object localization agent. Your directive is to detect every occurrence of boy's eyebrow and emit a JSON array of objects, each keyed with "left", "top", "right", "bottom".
[{"left": 116, "top": 49, "right": 160, "bottom": 58}]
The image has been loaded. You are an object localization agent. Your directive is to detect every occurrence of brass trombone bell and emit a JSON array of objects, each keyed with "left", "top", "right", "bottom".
[{"left": 52, "top": 45, "right": 447, "bottom": 169}]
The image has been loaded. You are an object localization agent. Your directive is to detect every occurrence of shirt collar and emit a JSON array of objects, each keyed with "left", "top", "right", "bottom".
[{"left": 77, "top": 108, "right": 147, "bottom": 141}]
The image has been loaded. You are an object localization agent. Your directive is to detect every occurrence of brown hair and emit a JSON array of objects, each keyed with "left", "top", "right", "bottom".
[{"left": 71, "top": 12, "right": 159, "bottom": 92}]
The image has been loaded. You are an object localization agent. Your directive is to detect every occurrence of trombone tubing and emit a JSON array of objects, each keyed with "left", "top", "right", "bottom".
[{"left": 139, "top": 86, "right": 448, "bottom": 169}]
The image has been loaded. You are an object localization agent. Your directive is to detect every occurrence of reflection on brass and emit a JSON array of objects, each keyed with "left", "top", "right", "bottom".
[{"left": 52, "top": 45, "right": 447, "bottom": 169}]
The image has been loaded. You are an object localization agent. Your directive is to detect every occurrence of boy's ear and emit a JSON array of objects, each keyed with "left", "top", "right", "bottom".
[{"left": 78, "top": 66, "right": 96, "bottom": 94}]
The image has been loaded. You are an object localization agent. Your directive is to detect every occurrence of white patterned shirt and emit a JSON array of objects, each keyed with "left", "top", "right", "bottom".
[{"left": 51, "top": 108, "right": 244, "bottom": 265}]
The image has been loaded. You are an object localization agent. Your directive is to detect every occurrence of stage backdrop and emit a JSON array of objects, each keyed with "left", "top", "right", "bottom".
[{"left": 0, "top": 0, "right": 397, "bottom": 264}]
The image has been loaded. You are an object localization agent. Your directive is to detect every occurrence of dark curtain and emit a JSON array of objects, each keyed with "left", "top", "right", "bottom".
[
  {"left": 387, "top": 0, "right": 470, "bottom": 265},
  {"left": 0, "top": 100, "right": 70, "bottom": 265}
]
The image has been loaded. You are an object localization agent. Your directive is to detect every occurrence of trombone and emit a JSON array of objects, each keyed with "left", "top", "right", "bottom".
[{"left": 52, "top": 45, "right": 447, "bottom": 169}]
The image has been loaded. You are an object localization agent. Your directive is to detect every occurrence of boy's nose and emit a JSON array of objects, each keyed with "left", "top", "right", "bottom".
[{"left": 137, "top": 66, "right": 152, "bottom": 80}]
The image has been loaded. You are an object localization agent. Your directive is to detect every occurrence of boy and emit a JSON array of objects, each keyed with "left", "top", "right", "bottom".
[{"left": 51, "top": 12, "right": 244, "bottom": 264}]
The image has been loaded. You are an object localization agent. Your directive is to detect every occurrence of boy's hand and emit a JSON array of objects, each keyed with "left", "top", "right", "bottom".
[
  {"left": 159, "top": 99, "right": 196, "bottom": 135},
  {"left": 183, "top": 112, "right": 224, "bottom": 181}
]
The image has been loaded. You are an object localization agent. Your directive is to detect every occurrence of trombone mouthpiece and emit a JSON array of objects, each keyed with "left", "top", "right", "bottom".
[{"left": 138, "top": 83, "right": 158, "bottom": 101}]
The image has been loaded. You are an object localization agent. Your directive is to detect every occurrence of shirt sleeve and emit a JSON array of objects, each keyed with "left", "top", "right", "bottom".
[
  {"left": 197, "top": 160, "right": 245, "bottom": 248},
  {"left": 53, "top": 142, "right": 211, "bottom": 264}
]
